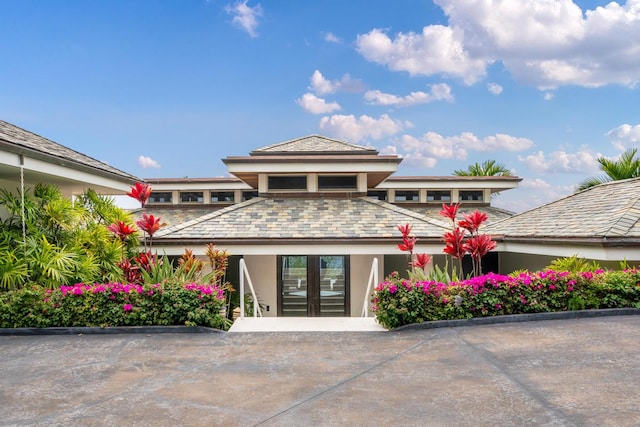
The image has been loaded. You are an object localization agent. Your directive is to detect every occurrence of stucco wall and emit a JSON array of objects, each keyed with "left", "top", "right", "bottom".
[
  {"left": 349, "top": 255, "right": 383, "bottom": 317},
  {"left": 243, "top": 255, "right": 277, "bottom": 317}
]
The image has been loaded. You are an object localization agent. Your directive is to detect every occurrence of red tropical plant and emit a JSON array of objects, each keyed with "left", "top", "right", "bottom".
[
  {"left": 438, "top": 203, "right": 460, "bottom": 222},
  {"left": 127, "top": 182, "right": 152, "bottom": 208},
  {"left": 117, "top": 258, "right": 141, "bottom": 283},
  {"left": 134, "top": 251, "right": 156, "bottom": 273},
  {"left": 464, "top": 234, "right": 497, "bottom": 276},
  {"left": 136, "top": 213, "right": 164, "bottom": 251},
  {"left": 457, "top": 210, "right": 488, "bottom": 233},
  {"left": 107, "top": 221, "right": 137, "bottom": 242},
  {"left": 413, "top": 253, "right": 431, "bottom": 270}
]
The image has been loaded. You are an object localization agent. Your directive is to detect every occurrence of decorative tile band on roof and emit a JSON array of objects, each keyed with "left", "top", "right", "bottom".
[
  {"left": 0, "top": 120, "right": 139, "bottom": 182},
  {"left": 250, "top": 134, "right": 378, "bottom": 155},
  {"left": 154, "top": 197, "right": 451, "bottom": 241}
]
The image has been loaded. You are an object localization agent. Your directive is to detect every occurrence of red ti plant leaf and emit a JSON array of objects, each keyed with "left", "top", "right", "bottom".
[
  {"left": 457, "top": 210, "right": 488, "bottom": 234},
  {"left": 134, "top": 251, "right": 156, "bottom": 272},
  {"left": 397, "top": 236, "right": 417, "bottom": 253},
  {"left": 464, "top": 234, "right": 497, "bottom": 260},
  {"left": 438, "top": 203, "right": 460, "bottom": 222},
  {"left": 413, "top": 253, "right": 431, "bottom": 270},
  {"left": 136, "top": 213, "right": 163, "bottom": 239},
  {"left": 107, "top": 221, "right": 137, "bottom": 242},
  {"left": 117, "top": 258, "right": 141, "bottom": 284},
  {"left": 127, "top": 182, "right": 152, "bottom": 208},
  {"left": 443, "top": 227, "right": 467, "bottom": 259},
  {"left": 397, "top": 223, "right": 412, "bottom": 238}
]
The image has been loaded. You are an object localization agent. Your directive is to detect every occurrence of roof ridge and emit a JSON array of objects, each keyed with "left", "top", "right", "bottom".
[
  {"left": 599, "top": 194, "right": 640, "bottom": 236},
  {"left": 154, "top": 197, "right": 264, "bottom": 237},
  {"left": 252, "top": 134, "right": 373, "bottom": 152}
]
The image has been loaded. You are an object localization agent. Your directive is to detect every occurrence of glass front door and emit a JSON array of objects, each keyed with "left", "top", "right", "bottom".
[{"left": 278, "top": 255, "right": 349, "bottom": 317}]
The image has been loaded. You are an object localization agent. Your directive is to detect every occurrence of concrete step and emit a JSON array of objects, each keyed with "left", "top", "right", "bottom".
[{"left": 228, "top": 317, "right": 386, "bottom": 332}]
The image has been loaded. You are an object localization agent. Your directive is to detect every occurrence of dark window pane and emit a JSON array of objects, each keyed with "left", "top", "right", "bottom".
[
  {"left": 318, "top": 175, "right": 357, "bottom": 190},
  {"left": 180, "top": 192, "right": 203, "bottom": 203},
  {"left": 242, "top": 191, "right": 259, "bottom": 201},
  {"left": 211, "top": 191, "right": 234, "bottom": 202},
  {"left": 148, "top": 192, "right": 172, "bottom": 203},
  {"left": 268, "top": 176, "right": 307, "bottom": 190},
  {"left": 427, "top": 190, "right": 451, "bottom": 202},
  {"left": 394, "top": 190, "right": 419, "bottom": 202},
  {"left": 459, "top": 190, "right": 483, "bottom": 201},
  {"left": 367, "top": 190, "right": 387, "bottom": 201}
]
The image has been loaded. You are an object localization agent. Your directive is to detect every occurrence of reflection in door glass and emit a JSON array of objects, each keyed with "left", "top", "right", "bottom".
[
  {"left": 319, "top": 256, "right": 346, "bottom": 316},
  {"left": 281, "top": 256, "right": 307, "bottom": 316}
]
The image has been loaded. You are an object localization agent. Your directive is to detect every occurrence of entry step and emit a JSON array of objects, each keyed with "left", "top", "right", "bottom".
[{"left": 228, "top": 317, "right": 386, "bottom": 332}]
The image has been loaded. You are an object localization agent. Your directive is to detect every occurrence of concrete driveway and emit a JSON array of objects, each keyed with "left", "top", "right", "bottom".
[{"left": 1, "top": 315, "right": 639, "bottom": 426}]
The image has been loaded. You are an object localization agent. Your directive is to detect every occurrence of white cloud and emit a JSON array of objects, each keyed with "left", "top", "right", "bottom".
[
  {"left": 518, "top": 148, "right": 601, "bottom": 174},
  {"left": 544, "top": 92, "right": 555, "bottom": 101},
  {"left": 487, "top": 82, "right": 503, "bottom": 95},
  {"left": 138, "top": 155, "right": 160, "bottom": 169},
  {"left": 309, "top": 70, "right": 364, "bottom": 95},
  {"left": 225, "top": 0, "right": 263, "bottom": 38},
  {"left": 364, "top": 83, "right": 454, "bottom": 107},
  {"left": 324, "top": 32, "right": 340, "bottom": 43},
  {"left": 295, "top": 93, "right": 341, "bottom": 114},
  {"left": 356, "top": 26, "right": 487, "bottom": 85},
  {"left": 318, "top": 113, "right": 407, "bottom": 143},
  {"left": 389, "top": 131, "right": 533, "bottom": 169},
  {"left": 356, "top": 0, "right": 640, "bottom": 89},
  {"left": 607, "top": 123, "right": 640, "bottom": 150},
  {"left": 493, "top": 179, "right": 575, "bottom": 213}
]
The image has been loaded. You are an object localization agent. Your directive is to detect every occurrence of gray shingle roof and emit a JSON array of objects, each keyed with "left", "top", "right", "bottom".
[
  {"left": 154, "top": 197, "right": 450, "bottom": 241},
  {"left": 486, "top": 178, "right": 640, "bottom": 238},
  {"left": 0, "top": 120, "right": 139, "bottom": 182},
  {"left": 404, "top": 206, "right": 514, "bottom": 225},
  {"left": 251, "top": 135, "right": 377, "bottom": 155}
]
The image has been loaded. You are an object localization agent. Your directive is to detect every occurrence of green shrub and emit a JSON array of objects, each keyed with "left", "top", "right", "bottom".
[
  {"left": 372, "top": 269, "right": 640, "bottom": 329},
  {"left": 0, "top": 282, "right": 227, "bottom": 330}
]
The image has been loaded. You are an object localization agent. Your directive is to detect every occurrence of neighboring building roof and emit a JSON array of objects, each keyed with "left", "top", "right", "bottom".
[
  {"left": 486, "top": 178, "right": 640, "bottom": 241},
  {"left": 0, "top": 120, "right": 139, "bottom": 183},
  {"left": 154, "top": 197, "right": 450, "bottom": 243},
  {"left": 251, "top": 134, "right": 377, "bottom": 155}
]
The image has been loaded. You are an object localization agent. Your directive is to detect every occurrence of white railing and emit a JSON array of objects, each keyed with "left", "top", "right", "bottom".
[
  {"left": 239, "top": 258, "right": 263, "bottom": 318},
  {"left": 361, "top": 257, "right": 379, "bottom": 317}
]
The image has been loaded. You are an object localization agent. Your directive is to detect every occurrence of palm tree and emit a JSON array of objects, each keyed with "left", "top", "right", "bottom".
[
  {"left": 454, "top": 160, "right": 512, "bottom": 176},
  {"left": 577, "top": 148, "right": 640, "bottom": 192}
]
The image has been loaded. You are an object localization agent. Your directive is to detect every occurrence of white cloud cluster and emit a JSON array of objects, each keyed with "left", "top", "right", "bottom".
[
  {"left": 364, "top": 83, "right": 453, "bottom": 107},
  {"left": 295, "top": 93, "right": 340, "bottom": 114},
  {"left": 225, "top": 0, "right": 263, "bottom": 38},
  {"left": 356, "top": 0, "right": 640, "bottom": 88},
  {"left": 487, "top": 82, "right": 503, "bottom": 95},
  {"left": 309, "top": 69, "right": 364, "bottom": 95},
  {"left": 607, "top": 123, "right": 640, "bottom": 150},
  {"left": 393, "top": 131, "right": 533, "bottom": 169},
  {"left": 494, "top": 178, "right": 575, "bottom": 213},
  {"left": 324, "top": 32, "right": 340, "bottom": 43},
  {"left": 138, "top": 155, "right": 160, "bottom": 169},
  {"left": 318, "top": 114, "right": 407, "bottom": 143},
  {"left": 518, "top": 148, "right": 601, "bottom": 174}
]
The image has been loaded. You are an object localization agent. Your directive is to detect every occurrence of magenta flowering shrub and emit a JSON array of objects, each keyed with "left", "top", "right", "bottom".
[
  {"left": 373, "top": 269, "right": 640, "bottom": 329},
  {"left": 0, "top": 281, "right": 227, "bottom": 329}
]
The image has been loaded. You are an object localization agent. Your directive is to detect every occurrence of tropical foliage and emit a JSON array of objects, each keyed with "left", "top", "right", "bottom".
[
  {"left": 577, "top": 148, "right": 640, "bottom": 192},
  {"left": 372, "top": 269, "right": 640, "bottom": 329},
  {"left": 453, "top": 160, "right": 512, "bottom": 176},
  {"left": 0, "top": 184, "right": 135, "bottom": 290}
]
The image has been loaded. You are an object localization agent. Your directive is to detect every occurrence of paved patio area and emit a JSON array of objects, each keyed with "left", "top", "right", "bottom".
[{"left": 1, "top": 315, "right": 639, "bottom": 426}]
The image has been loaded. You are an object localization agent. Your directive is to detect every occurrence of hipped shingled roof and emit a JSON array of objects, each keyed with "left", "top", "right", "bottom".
[
  {"left": 154, "top": 197, "right": 450, "bottom": 243},
  {"left": 0, "top": 120, "right": 139, "bottom": 183},
  {"left": 486, "top": 178, "right": 640, "bottom": 240}
]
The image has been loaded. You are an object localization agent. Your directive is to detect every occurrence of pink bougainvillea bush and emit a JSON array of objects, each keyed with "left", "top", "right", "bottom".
[
  {"left": 372, "top": 269, "right": 640, "bottom": 329},
  {"left": 0, "top": 281, "right": 226, "bottom": 329}
]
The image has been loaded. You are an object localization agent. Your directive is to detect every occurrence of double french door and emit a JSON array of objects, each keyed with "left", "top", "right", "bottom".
[{"left": 278, "top": 255, "right": 350, "bottom": 317}]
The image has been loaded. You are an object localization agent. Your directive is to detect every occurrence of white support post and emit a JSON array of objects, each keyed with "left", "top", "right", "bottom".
[{"left": 239, "top": 258, "right": 262, "bottom": 318}]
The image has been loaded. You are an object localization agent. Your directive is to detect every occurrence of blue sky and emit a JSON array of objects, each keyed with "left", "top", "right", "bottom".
[{"left": 1, "top": 0, "right": 639, "bottom": 212}]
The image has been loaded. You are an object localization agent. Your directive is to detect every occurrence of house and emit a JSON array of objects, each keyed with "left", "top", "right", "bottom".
[
  {"left": 487, "top": 177, "right": 640, "bottom": 271},
  {"left": 148, "top": 135, "right": 521, "bottom": 317},
  {"left": 0, "top": 120, "right": 139, "bottom": 200}
]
